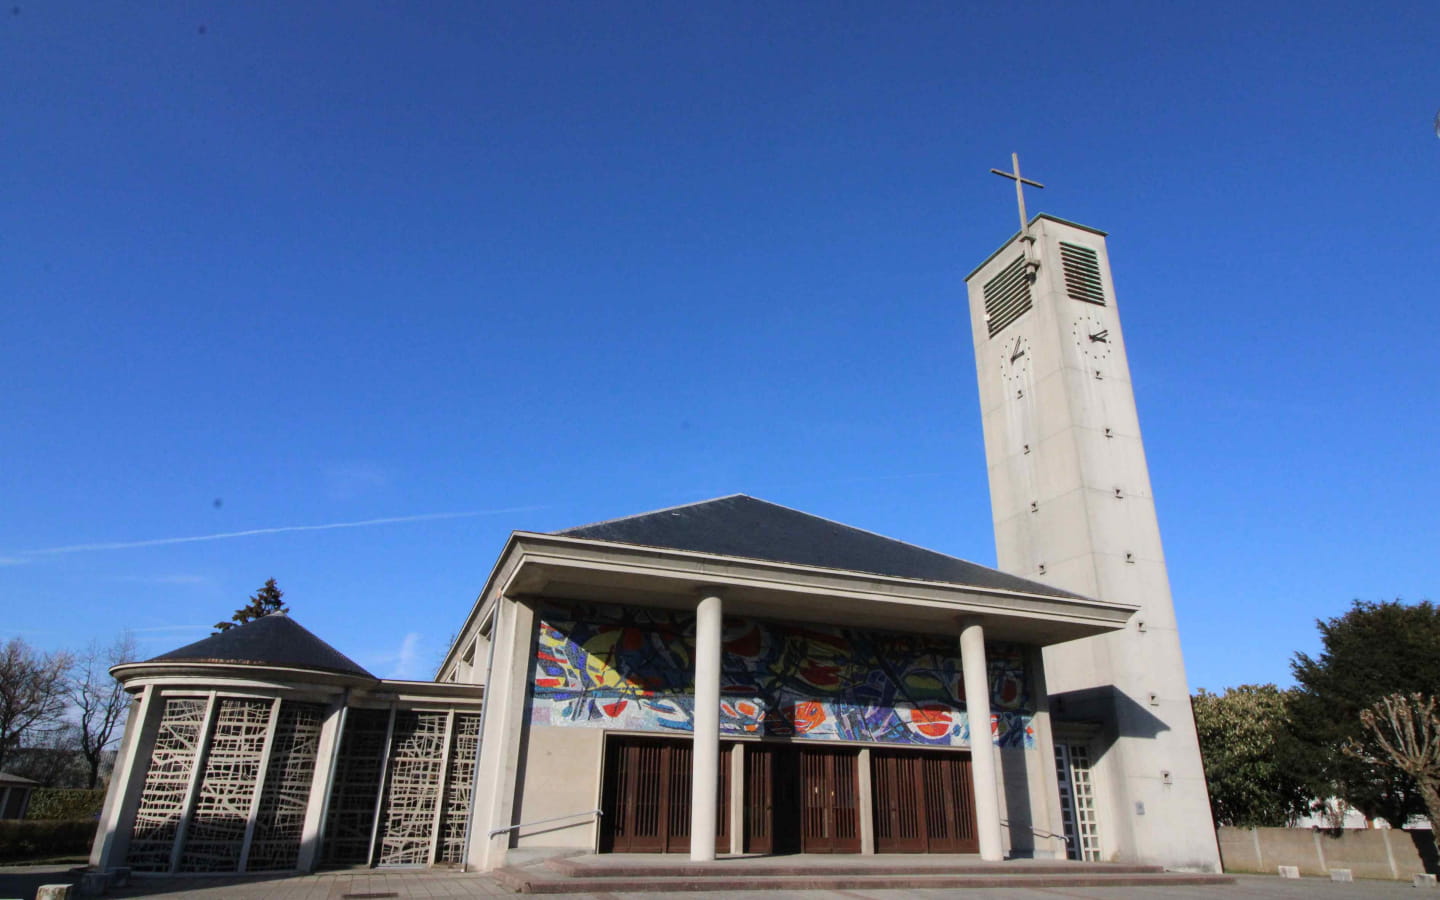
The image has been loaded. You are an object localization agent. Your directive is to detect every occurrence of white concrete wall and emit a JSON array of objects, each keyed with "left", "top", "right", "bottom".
[
  {"left": 966, "top": 216, "right": 1221, "bottom": 871},
  {"left": 511, "top": 726, "right": 604, "bottom": 850}
]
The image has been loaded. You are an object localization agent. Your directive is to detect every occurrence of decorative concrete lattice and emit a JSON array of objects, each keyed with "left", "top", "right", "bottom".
[
  {"left": 247, "top": 701, "right": 325, "bottom": 871},
  {"left": 127, "top": 697, "right": 209, "bottom": 872},
  {"left": 438, "top": 713, "right": 482, "bottom": 864},
  {"left": 375, "top": 711, "right": 450, "bottom": 866},
  {"left": 177, "top": 698, "right": 272, "bottom": 872},
  {"left": 321, "top": 708, "right": 390, "bottom": 866}
]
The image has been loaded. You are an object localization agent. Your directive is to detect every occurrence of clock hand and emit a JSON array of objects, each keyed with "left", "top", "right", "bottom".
[{"left": 1089, "top": 329, "right": 1109, "bottom": 343}]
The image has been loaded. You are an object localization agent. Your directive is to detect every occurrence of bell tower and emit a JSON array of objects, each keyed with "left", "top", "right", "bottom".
[{"left": 964, "top": 158, "right": 1221, "bottom": 870}]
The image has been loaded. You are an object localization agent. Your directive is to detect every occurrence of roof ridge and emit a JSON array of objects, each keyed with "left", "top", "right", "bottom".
[
  {"left": 731, "top": 495, "right": 982, "bottom": 567},
  {"left": 553, "top": 494, "right": 751, "bottom": 535}
]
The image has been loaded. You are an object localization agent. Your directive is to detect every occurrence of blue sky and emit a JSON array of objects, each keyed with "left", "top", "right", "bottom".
[{"left": 3, "top": 2, "right": 1436, "bottom": 690}]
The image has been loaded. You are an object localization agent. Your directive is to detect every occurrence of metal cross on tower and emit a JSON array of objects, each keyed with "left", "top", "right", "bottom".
[{"left": 990, "top": 152, "right": 1045, "bottom": 275}]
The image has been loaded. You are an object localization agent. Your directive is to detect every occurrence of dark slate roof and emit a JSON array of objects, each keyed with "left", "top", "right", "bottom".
[
  {"left": 555, "top": 494, "right": 1087, "bottom": 601},
  {"left": 0, "top": 771, "right": 38, "bottom": 787},
  {"left": 146, "top": 614, "right": 376, "bottom": 678}
]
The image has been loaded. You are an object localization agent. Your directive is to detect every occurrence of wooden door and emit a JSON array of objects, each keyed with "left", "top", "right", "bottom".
[
  {"left": 743, "top": 743, "right": 774, "bottom": 853},
  {"left": 798, "top": 747, "right": 860, "bottom": 853},
  {"left": 872, "top": 751, "right": 925, "bottom": 851},
  {"left": 601, "top": 737, "right": 729, "bottom": 854},
  {"left": 872, "top": 749, "right": 978, "bottom": 853}
]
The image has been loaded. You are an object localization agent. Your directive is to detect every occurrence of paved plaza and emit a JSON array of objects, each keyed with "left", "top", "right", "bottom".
[{"left": 2, "top": 865, "right": 1436, "bottom": 900}]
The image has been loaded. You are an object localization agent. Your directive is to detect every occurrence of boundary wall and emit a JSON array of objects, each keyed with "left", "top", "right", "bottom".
[{"left": 1217, "top": 826, "right": 1437, "bottom": 881}]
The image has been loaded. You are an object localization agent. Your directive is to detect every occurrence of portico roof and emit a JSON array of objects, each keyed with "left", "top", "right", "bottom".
[
  {"left": 443, "top": 496, "right": 1137, "bottom": 675},
  {"left": 557, "top": 495, "right": 1088, "bottom": 601}
]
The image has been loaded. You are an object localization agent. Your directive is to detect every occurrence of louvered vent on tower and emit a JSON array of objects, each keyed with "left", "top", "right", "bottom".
[
  {"left": 1060, "top": 242, "right": 1106, "bottom": 305},
  {"left": 983, "top": 255, "right": 1032, "bottom": 337}
]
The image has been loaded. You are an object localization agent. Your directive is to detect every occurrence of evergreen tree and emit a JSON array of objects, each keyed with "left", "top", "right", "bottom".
[
  {"left": 213, "top": 578, "right": 288, "bottom": 633},
  {"left": 1290, "top": 599, "right": 1440, "bottom": 824}
]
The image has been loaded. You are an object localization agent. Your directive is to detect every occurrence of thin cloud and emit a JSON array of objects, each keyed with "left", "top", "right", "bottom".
[
  {"left": 2, "top": 506, "right": 548, "bottom": 563},
  {"left": 103, "top": 574, "right": 212, "bottom": 586},
  {"left": 367, "top": 631, "right": 423, "bottom": 680}
]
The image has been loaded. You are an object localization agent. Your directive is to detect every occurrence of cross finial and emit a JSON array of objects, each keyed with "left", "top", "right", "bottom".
[{"left": 990, "top": 152, "right": 1045, "bottom": 242}]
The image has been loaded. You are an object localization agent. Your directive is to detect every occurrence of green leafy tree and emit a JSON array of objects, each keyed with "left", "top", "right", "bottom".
[
  {"left": 213, "top": 578, "right": 288, "bottom": 633},
  {"left": 1192, "top": 684, "right": 1310, "bottom": 826},
  {"left": 1290, "top": 599, "right": 1440, "bottom": 824}
]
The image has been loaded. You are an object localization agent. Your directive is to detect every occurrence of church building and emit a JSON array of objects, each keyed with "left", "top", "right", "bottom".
[{"left": 89, "top": 194, "right": 1222, "bottom": 878}]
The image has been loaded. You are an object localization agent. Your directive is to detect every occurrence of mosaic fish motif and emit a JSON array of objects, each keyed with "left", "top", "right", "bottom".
[{"left": 528, "top": 603, "right": 1035, "bottom": 749}]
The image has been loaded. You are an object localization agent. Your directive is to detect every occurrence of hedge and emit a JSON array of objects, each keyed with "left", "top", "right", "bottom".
[
  {"left": 0, "top": 819, "right": 96, "bottom": 862},
  {"left": 26, "top": 789, "right": 106, "bottom": 821}
]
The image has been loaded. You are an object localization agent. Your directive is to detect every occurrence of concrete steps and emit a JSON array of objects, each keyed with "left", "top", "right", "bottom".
[{"left": 493, "top": 855, "right": 1236, "bottom": 894}]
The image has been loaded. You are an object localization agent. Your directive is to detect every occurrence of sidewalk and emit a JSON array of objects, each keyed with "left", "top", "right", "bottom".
[{"left": 1, "top": 865, "right": 1430, "bottom": 899}]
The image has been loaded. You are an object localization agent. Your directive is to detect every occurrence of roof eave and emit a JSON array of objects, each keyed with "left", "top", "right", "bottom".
[{"left": 498, "top": 532, "right": 1136, "bottom": 645}]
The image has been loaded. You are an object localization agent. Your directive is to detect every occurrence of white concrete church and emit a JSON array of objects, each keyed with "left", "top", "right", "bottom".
[{"left": 89, "top": 194, "right": 1222, "bottom": 879}]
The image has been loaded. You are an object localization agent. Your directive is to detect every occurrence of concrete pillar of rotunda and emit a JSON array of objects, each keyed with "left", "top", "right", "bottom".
[
  {"left": 960, "top": 619, "right": 1005, "bottom": 861},
  {"left": 690, "top": 590, "right": 723, "bottom": 861}
]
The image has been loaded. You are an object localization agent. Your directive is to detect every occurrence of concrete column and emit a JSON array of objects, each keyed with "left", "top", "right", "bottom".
[
  {"left": 690, "top": 591, "right": 723, "bottom": 861},
  {"left": 729, "top": 743, "right": 745, "bottom": 856},
  {"left": 961, "top": 620, "right": 1004, "bottom": 861},
  {"left": 857, "top": 747, "right": 875, "bottom": 855},
  {"left": 92, "top": 687, "right": 161, "bottom": 871},
  {"left": 467, "top": 597, "right": 536, "bottom": 871},
  {"left": 296, "top": 696, "right": 347, "bottom": 872}
]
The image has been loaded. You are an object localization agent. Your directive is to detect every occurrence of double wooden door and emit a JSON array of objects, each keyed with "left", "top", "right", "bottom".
[
  {"left": 604, "top": 738, "right": 861, "bottom": 854},
  {"left": 600, "top": 737, "right": 730, "bottom": 853},
  {"left": 871, "top": 749, "right": 978, "bottom": 853},
  {"left": 744, "top": 743, "right": 860, "bottom": 853}
]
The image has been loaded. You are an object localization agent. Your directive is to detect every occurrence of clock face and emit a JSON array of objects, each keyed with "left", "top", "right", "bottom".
[
  {"left": 1001, "top": 334, "right": 1030, "bottom": 384},
  {"left": 1072, "top": 312, "right": 1112, "bottom": 363}
]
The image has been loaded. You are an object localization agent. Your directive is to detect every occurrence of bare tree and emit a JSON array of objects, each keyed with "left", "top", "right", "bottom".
[
  {"left": 1345, "top": 692, "right": 1440, "bottom": 830},
  {"left": 5, "top": 723, "right": 83, "bottom": 787},
  {"left": 0, "top": 637, "right": 73, "bottom": 772},
  {"left": 68, "top": 632, "right": 138, "bottom": 788}
]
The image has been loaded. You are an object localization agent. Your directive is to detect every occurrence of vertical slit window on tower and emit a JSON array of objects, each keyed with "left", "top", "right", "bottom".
[
  {"left": 983, "top": 255, "right": 1032, "bottom": 337},
  {"left": 1059, "top": 242, "right": 1106, "bottom": 305}
]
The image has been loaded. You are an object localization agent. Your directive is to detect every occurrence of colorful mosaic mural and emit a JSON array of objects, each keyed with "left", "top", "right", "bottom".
[{"left": 529, "top": 603, "right": 1035, "bottom": 748}]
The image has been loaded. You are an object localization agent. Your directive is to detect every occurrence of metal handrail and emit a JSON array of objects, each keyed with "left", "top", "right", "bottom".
[
  {"left": 489, "top": 808, "right": 603, "bottom": 838},
  {"left": 1000, "top": 819, "right": 1071, "bottom": 842}
]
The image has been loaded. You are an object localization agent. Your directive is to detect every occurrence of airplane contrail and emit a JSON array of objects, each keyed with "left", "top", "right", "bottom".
[{"left": 4, "top": 507, "right": 549, "bottom": 561}]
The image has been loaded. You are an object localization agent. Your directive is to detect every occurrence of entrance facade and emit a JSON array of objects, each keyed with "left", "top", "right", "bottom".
[{"left": 602, "top": 736, "right": 973, "bottom": 855}]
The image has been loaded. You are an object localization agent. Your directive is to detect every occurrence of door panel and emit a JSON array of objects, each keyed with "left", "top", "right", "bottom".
[
  {"left": 872, "top": 749, "right": 978, "bottom": 853},
  {"left": 799, "top": 747, "right": 860, "bottom": 853},
  {"left": 743, "top": 744, "right": 774, "bottom": 853},
  {"left": 602, "top": 737, "right": 729, "bottom": 854}
]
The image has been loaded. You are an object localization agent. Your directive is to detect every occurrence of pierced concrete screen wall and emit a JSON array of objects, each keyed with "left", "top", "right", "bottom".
[
  {"left": 375, "top": 711, "right": 450, "bottom": 866},
  {"left": 983, "top": 255, "right": 1033, "bottom": 337},
  {"left": 1059, "top": 242, "right": 1106, "bottom": 306},
  {"left": 321, "top": 708, "right": 390, "bottom": 866},
  {"left": 321, "top": 708, "right": 484, "bottom": 868},
  {"left": 439, "top": 713, "right": 482, "bottom": 864},
  {"left": 178, "top": 698, "right": 272, "bottom": 872},
  {"left": 127, "top": 697, "right": 210, "bottom": 872},
  {"left": 248, "top": 702, "right": 326, "bottom": 872}
]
